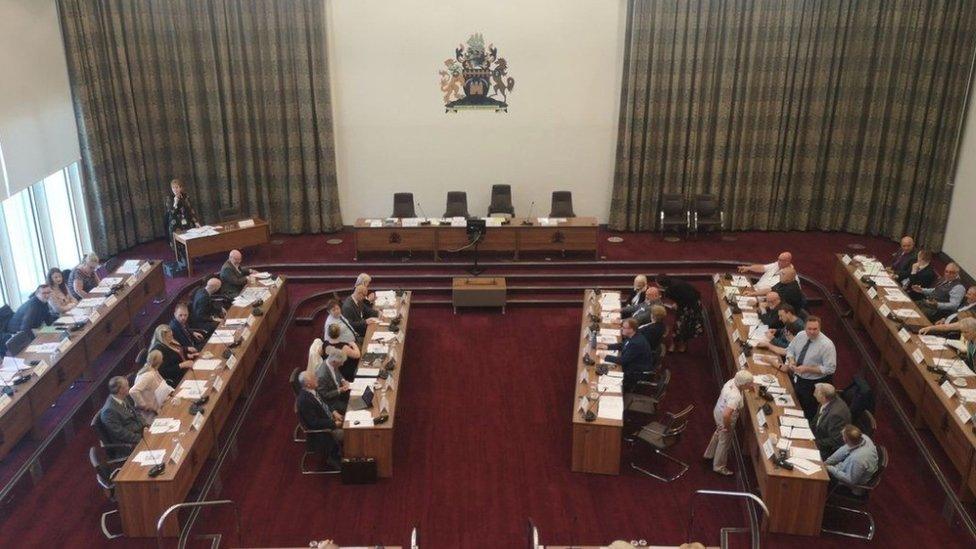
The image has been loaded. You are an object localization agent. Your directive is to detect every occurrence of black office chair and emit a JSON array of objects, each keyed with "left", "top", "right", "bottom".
[
  {"left": 625, "top": 368, "right": 671, "bottom": 417},
  {"left": 89, "top": 446, "right": 125, "bottom": 539},
  {"left": 392, "top": 193, "right": 416, "bottom": 218},
  {"left": 658, "top": 193, "right": 689, "bottom": 236},
  {"left": 90, "top": 411, "right": 135, "bottom": 461},
  {"left": 692, "top": 193, "right": 724, "bottom": 234},
  {"left": 5, "top": 330, "right": 33, "bottom": 357},
  {"left": 296, "top": 408, "right": 341, "bottom": 475},
  {"left": 444, "top": 191, "right": 471, "bottom": 218},
  {"left": 0, "top": 305, "right": 13, "bottom": 356},
  {"left": 548, "top": 191, "right": 575, "bottom": 217},
  {"left": 856, "top": 410, "right": 877, "bottom": 438},
  {"left": 628, "top": 404, "right": 694, "bottom": 482},
  {"left": 487, "top": 184, "right": 514, "bottom": 217},
  {"left": 101, "top": 257, "right": 121, "bottom": 276},
  {"left": 289, "top": 368, "right": 306, "bottom": 442},
  {"left": 822, "top": 445, "right": 888, "bottom": 540},
  {"left": 218, "top": 206, "right": 242, "bottom": 222}
]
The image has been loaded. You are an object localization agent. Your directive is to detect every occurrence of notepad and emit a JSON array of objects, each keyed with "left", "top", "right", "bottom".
[
  {"left": 345, "top": 410, "right": 375, "bottom": 428},
  {"left": 597, "top": 395, "right": 624, "bottom": 420},
  {"left": 133, "top": 449, "right": 166, "bottom": 466},
  {"left": 192, "top": 359, "right": 222, "bottom": 371},
  {"left": 149, "top": 417, "right": 181, "bottom": 434},
  {"left": 790, "top": 446, "right": 823, "bottom": 462}
]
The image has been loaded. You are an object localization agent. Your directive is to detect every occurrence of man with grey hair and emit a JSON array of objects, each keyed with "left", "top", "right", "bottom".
[
  {"left": 190, "top": 278, "right": 225, "bottom": 335},
  {"left": 812, "top": 383, "right": 851, "bottom": 459},
  {"left": 98, "top": 376, "right": 145, "bottom": 456},
  {"left": 296, "top": 370, "right": 344, "bottom": 469},
  {"left": 219, "top": 249, "right": 254, "bottom": 297},
  {"left": 342, "top": 284, "right": 378, "bottom": 338},
  {"left": 704, "top": 370, "right": 755, "bottom": 476},
  {"left": 890, "top": 235, "right": 917, "bottom": 284},
  {"left": 913, "top": 262, "right": 966, "bottom": 321},
  {"left": 738, "top": 251, "right": 793, "bottom": 292}
]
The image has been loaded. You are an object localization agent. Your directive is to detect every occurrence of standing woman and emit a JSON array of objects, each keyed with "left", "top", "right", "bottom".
[
  {"left": 166, "top": 178, "right": 200, "bottom": 265},
  {"left": 149, "top": 325, "right": 196, "bottom": 388},
  {"left": 323, "top": 323, "right": 362, "bottom": 382},
  {"left": 658, "top": 276, "right": 704, "bottom": 353},
  {"left": 46, "top": 268, "right": 77, "bottom": 315},
  {"left": 129, "top": 350, "right": 172, "bottom": 423}
]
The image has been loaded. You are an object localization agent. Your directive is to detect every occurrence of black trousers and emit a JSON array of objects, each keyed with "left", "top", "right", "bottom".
[{"left": 795, "top": 374, "right": 833, "bottom": 421}]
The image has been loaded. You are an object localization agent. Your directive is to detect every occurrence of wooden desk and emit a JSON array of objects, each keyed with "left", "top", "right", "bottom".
[
  {"left": 571, "top": 290, "right": 624, "bottom": 475},
  {"left": 0, "top": 260, "right": 164, "bottom": 460},
  {"left": 353, "top": 217, "right": 599, "bottom": 260},
  {"left": 341, "top": 291, "right": 411, "bottom": 478},
  {"left": 710, "top": 276, "right": 829, "bottom": 536},
  {"left": 452, "top": 277, "right": 506, "bottom": 313},
  {"left": 114, "top": 278, "right": 288, "bottom": 537},
  {"left": 833, "top": 254, "right": 976, "bottom": 498},
  {"left": 174, "top": 218, "right": 271, "bottom": 276}
]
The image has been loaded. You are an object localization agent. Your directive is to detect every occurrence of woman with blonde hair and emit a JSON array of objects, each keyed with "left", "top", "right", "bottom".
[
  {"left": 150, "top": 325, "right": 195, "bottom": 387},
  {"left": 129, "top": 350, "right": 172, "bottom": 422},
  {"left": 68, "top": 253, "right": 101, "bottom": 300}
]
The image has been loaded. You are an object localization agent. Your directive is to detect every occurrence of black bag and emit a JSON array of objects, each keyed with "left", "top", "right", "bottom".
[
  {"left": 841, "top": 373, "right": 875, "bottom": 423},
  {"left": 341, "top": 457, "right": 377, "bottom": 484}
]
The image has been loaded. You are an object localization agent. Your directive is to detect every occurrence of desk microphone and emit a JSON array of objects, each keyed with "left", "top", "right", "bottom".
[
  {"left": 185, "top": 363, "right": 210, "bottom": 415},
  {"left": 139, "top": 426, "right": 166, "bottom": 477},
  {"left": 416, "top": 202, "right": 432, "bottom": 225},
  {"left": 522, "top": 201, "right": 536, "bottom": 225}
]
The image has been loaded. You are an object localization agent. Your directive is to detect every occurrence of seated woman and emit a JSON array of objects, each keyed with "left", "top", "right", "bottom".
[
  {"left": 46, "top": 268, "right": 77, "bottom": 315},
  {"left": 323, "top": 323, "right": 362, "bottom": 382},
  {"left": 149, "top": 325, "right": 195, "bottom": 388},
  {"left": 905, "top": 249, "right": 936, "bottom": 300},
  {"left": 68, "top": 253, "right": 101, "bottom": 300},
  {"left": 129, "top": 350, "right": 172, "bottom": 423}
]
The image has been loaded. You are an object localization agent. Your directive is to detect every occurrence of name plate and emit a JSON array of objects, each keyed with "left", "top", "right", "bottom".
[
  {"left": 241, "top": 327, "right": 251, "bottom": 341},
  {"left": 879, "top": 304, "right": 891, "bottom": 317},
  {"left": 955, "top": 404, "right": 973, "bottom": 424},
  {"left": 213, "top": 375, "right": 224, "bottom": 393},
  {"left": 34, "top": 360, "right": 50, "bottom": 376},
  {"left": 738, "top": 353, "right": 748, "bottom": 368},
  {"left": 170, "top": 442, "right": 185, "bottom": 465},
  {"left": 757, "top": 409, "right": 767, "bottom": 427},
  {"left": 238, "top": 219, "right": 256, "bottom": 228},
  {"left": 842, "top": 254, "right": 852, "bottom": 265},
  {"left": 941, "top": 380, "right": 957, "bottom": 399},
  {"left": 898, "top": 328, "right": 911, "bottom": 343},
  {"left": 90, "top": 310, "right": 101, "bottom": 323},
  {"left": 57, "top": 339, "right": 72, "bottom": 354},
  {"left": 275, "top": 277, "right": 284, "bottom": 288},
  {"left": 853, "top": 269, "right": 865, "bottom": 279},
  {"left": 105, "top": 295, "right": 118, "bottom": 307},
  {"left": 191, "top": 411, "right": 205, "bottom": 431},
  {"left": 139, "top": 262, "right": 151, "bottom": 273},
  {"left": 763, "top": 437, "right": 775, "bottom": 459},
  {"left": 246, "top": 315, "right": 255, "bottom": 327},
  {"left": 0, "top": 394, "right": 11, "bottom": 412},
  {"left": 912, "top": 348, "right": 925, "bottom": 364},
  {"left": 866, "top": 287, "right": 877, "bottom": 300},
  {"left": 226, "top": 354, "right": 237, "bottom": 370},
  {"left": 126, "top": 276, "right": 138, "bottom": 287}
]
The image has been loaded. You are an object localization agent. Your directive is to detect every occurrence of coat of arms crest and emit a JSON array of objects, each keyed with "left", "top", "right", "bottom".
[{"left": 439, "top": 33, "right": 515, "bottom": 113}]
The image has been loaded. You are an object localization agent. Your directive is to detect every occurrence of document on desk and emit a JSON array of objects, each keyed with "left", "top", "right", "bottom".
[
  {"left": 25, "top": 342, "right": 60, "bottom": 354},
  {"left": 181, "top": 226, "right": 220, "bottom": 239},
  {"left": 597, "top": 375, "right": 623, "bottom": 393},
  {"left": 599, "top": 293, "right": 622, "bottom": 309},
  {"left": 371, "top": 331, "right": 397, "bottom": 343},
  {"left": 870, "top": 275, "right": 898, "bottom": 288},
  {"left": 600, "top": 311, "right": 621, "bottom": 323},
  {"left": 380, "top": 309, "right": 398, "bottom": 319},
  {"left": 153, "top": 383, "right": 174, "bottom": 408},
  {"left": 786, "top": 457, "right": 822, "bottom": 476},
  {"left": 731, "top": 275, "right": 751, "bottom": 287},
  {"left": 599, "top": 328, "right": 621, "bottom": 337},
  {"left": 89, "top": 285, "right": 112, "bottom": 294},
  {"left": 773, "top": 394, "right": 796, "bottom": 407},
  {"left": 209, "top": 333, "right": 236, "bottom": 345},
  {"left": 193, "top": 359, "right": 223, "bottom": 371},
  {"left": 117, "top": 260, "right": 141, "bottom": 274},
  {"left": 884, "top": 288, "right": 911, "bottom": 302},
  {"left": 356, "top": 367, "right": 381, "bottom": 378},
  {"left": 596, "top": 335, "right": 617, "bottom": 345},
  {"left": 741, "top": 312, "right": 760, "bottom": 326},
  {"left": 133, "top": 449, "right": 167, "bottom": 466},
  {"left": 920, "top": 335, "right": 948, "bottom": 350},
  {"left": 450, "top": 217, "right": 466, "bottom": 227},
  {"left": 367, "top": 343, "right": 389, "bottom": 354},
  {"left": 783, "top": 426, "right": 815, "bottom": 440},
  {"left": 149, "top": 417, "right": 181, "bottom": 434},
  {"left": 483, "top": 217, "right": 503, "bottom": 227},
  {"left": 345, "top": 410, "right": 375, "bottom": 428},
  {"left": 223, "top": 317, "right": 247, "bottom": 326},
  {"left": 790, "top": 446, "right": 823, "bottom": 462},
  {"left": 892, "top": 308, "right": 922, "bottom": 319},
  {"left": 780, "top": 416, "right": 810, "bottom": 429},
  {"left": 349, "top": 378, "right": 374, "bottom": 394},
  {"left": 76, "top": 297, "right": 107, "bottom": 309},
  {"left": 176, "top": 380, "right": 208, "bottom": 399},
  {"left": 597, "top": 395, "right": 624, "bottom": 420},
  {"left": 754, "top": 374, "right": 779, "bottom": 387},
  {"left": 782, "top": 408, "right": 804, "bottom": 417}
]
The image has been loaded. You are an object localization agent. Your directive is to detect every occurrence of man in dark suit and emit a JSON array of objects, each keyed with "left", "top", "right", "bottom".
[
  {"left": 812, "top": 383, "right": 851, "bottom": 459},
  {"left": 890, "top": 236, "right": 917, "bottom": 285},
  {"left": 6, "top": 285, "right": 55, "bottom": 333},
  {"left": 597, "top": 318, "right": 655, "bottom": 392},
  {"left": 297, "top": 371, "right": 344, "bottom": 469},
  {"left": 190, "top": 278, "right": 224, "bottom": 335},
  {"left": 99, "top": 376, "right": 144, "bottom": 455},
  {"left": 219, "top": 249, "right": 253, "bottom": 297},
  {"left": 771, "top": 268, "right": 806, "bottom": 315},
  {"left": 759, "top": 291, "right": 783, "bottom": 330},
  {"left": 341, "top": 284, "right": 378, "bottom": 338},
  {"left": 169, "top": 302, "right": 205, "bottom": 352},
  {"left": 629, "top": 287, "right": 664, "bottom": 325},
  {"left": 619, "top": 275, "right": 648, "bottom": 317},
  {"left": 316, "top": 348, "right": 351, "bottom": 413}
]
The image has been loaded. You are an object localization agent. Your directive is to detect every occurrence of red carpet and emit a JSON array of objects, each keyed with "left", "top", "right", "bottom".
[{"left": 0, "top": 229, "right": 972, "bottom": 548}]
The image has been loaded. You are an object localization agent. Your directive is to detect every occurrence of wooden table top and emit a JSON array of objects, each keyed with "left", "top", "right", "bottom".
[
  {"left": 342, "top": 291, "right": 412, "bottom": 431},
  {"left": 835, "top": 254, "right": 976, "bottom": 447},
  {"left": 713, "top": 276, "right": 829, "bottom": 482},
  {"left": 572, "top": 290, "right": 625, "bottom": 428},
  {"left": 173, "top": 218, "right": 269, "bottom": 244},
  {"left": 2, "top": 260, "right": 161, "bottom": 419},
  {"left": 115, "top": 277, "right": 286, "bottom": 483},
  {"left": 354, "top": 216, "right": 598, "bottom": 228}
]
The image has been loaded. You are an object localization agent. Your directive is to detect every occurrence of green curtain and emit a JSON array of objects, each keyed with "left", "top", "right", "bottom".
[
  {"left": 611, "top": 0, "right": 976, "bottom": 250},
  {"left": 58, "top": 0, "right": 342, "bottom": 256}
]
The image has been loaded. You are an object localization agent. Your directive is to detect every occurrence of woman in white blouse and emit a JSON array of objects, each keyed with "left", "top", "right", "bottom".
[
  {"left": 46, "top": 268, "right": 77, "bottom": 315},
  {"left": 129, "top": 350, "right": 172, "bottom": 423}
]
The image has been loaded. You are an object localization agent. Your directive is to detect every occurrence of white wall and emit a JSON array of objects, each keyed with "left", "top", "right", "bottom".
[
  {"left": 945, "top": 83, "right": 976, "bottom": 275},
  {"left": 0, "top": 0, "right": 80, "bottom": 200},
  {"left": 325, "top": 0, "right": 626, "bottom": 222}
]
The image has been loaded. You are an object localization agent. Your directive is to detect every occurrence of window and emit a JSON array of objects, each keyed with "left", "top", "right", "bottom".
[
  {"left": 1, "top": 189, "right": 45, "bottom": 302},
  {"left": 40, "top": 168, "right": 82, "bottom": 268}
]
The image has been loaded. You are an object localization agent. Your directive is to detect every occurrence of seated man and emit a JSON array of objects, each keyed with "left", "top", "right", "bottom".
[
  {"left": 341, "top": 284, "right": 378, "bottom": 338},
  {"left": 296, "top": 370, "right": 344, "bottom": 469},
  {"left": 758, "top": 291, "right": 783, "bottom": 330},
  {"left": 596, "top": 318, "right": 655, "bottom": 392},
  {"left": 825, "top": 425, "right": 879, "bottom": 495},
  {"left": 6, "top": 285, "right": 55, "bottom": 333},
  {"left": 912, "top": 262, "right": 966, "bottom": 321},
  {"left": 169, "top": 302, "right": 205, "bottom": 352},
  {"left": 324, "top": 298, "right": 358, "bottom": 344},
  {"left": 219, "top": 249, "right": 254, "bottom": 297},
  {"left": 938, "top": 285, "right": 976, "bottom": 325},
  {"left": 756, "top": 304, "right": 805, "bottom": 356},
  {"left": 812, "top": 383, "right": 851, "bottom": 459},
  {"left": 738, "top": 251, "right": 793, "bottom": 292},
  {"left": 631, "top": 287, "right": 664, "bottom": 325},
  {"left": 889, "top": 236, "right": 917, "bottom": 285},
  {"left": 315, "top": 344, "right": 351, "bottom": 413},
  {"left": 637, "top": 305, "right": 668, "bottom": 353},
  {"left": 619, "top": 275, "right": 648, "bottom": 317},
  {"left": 770, "top": 268, "right": 805, "bottom": 314},
  {"left": 190, "top": 278, "right": 225, "bottom": 335},
  {"left": 99, "top": 376, "right": 145, "bottom": 457}
]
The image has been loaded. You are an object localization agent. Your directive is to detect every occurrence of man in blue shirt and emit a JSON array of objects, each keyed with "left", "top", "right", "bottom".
[
  {"left": 785, "top": 316, "right": 837, "bottom": 420},
  {"left": 825, "top": 425, "right": 879, "bottom": 496}
]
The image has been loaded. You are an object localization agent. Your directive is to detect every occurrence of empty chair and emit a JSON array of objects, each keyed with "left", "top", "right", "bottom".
[
  {"left": 692, "top": 193, "right": 724, "bottom": 233},
  {"left": 487, "top": 184, "right": 514, "bottom": 217},
  {"left": 4, "top": 330, "right": 34, "bottom": 357},
  {"left": 444, "top": 191, "right": 471, "bottom": 218},
  {"left": 392, "top": 192, "right": 416, "bottom": 218},
  {"left": 89, "top": 446, "right": 125, "bottom": 539},
  {"left": 658, "top": 193, "right": 689, "bottom": 236},
  {"left": 822, "top": 445, "right": 888, "bottom": 540},
  {"left": 289, "top": 368, "right": 306, "bottom": 442},
  {"left": 856, "top": 410, "right": 877, "bottom": 438},
  {"left": 625, "top": 368, "right": 671, "bottom": 417},
  {"left": 629, "top": 404, "right": 694, "bottom": 482},
  {"left": 549, "top": 191, "right": 576, "bottom": 217}
]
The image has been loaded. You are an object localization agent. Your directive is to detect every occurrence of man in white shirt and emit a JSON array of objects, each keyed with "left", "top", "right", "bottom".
[
  {"left": 703, "top": 370, "right": 755, "bottom": 476},
  {"left": 738, "top": 251, "right": 793, "bottom": 292},
  {"left": 938, "top": 286, "right": 976, "bottom": 325}
]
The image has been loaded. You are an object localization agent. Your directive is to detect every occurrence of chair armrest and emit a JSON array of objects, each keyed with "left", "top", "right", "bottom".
[
  {"left": 107, "top": 456, "right": 128, "bottom": 466},
  {"left": 640, "top": 423, "right": 667, "bottom": 437},
  {"left": 102, "top": 442, "right": 134, "bottom": 451},
  {"left": 302, "top": 428, "right": 335, "bottom": 434},
  {"left": 109, "top": 467, "right": 123, "bottom": 480}
]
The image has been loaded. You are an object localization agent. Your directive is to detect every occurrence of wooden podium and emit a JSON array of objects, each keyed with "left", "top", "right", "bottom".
[{"left": 452, "top": 277, "right": 506, "bottom": 313}]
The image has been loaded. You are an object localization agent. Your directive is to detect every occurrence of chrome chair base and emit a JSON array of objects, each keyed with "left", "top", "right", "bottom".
[{"left": 821, "top": 504, "right": 875, "bottom": 540}]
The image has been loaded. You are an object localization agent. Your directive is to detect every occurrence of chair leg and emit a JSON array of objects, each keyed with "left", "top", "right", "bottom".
[
  {"left": 293, "top": 424, "right": 306, "bottom": 443},
  {"left": 301, "top": 451, "right": 340, "bottom": 475},
  {"left": 821, "top": 504, "right": 875, "bottom": 540},
  {"left": 101, "top": 509, "right": 124, "bottom": 539},
  {"left": 630, "top": 448, "right": 689, "bottom": 482}
]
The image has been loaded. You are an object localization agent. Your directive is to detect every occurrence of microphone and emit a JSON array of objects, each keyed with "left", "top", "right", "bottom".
[
  {"left": 522, "top": 201, "right": 536, "bottom": 225},
  {"left": 416, "top": 202, "right": 432, "bottom": 225},
  {"left": 138, "top": 421, "right": 166, "bottom": 477},
  {"left": 184, "top": 359, "right": 210, "bottom": 414}
]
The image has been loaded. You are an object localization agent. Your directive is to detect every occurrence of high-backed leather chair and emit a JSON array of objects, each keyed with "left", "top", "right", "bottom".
[
  {"left": 692, "top": 193, "right": 724, "bottom": 233},
  {"left": 487, "top": 184, "right": 514, "bottom": 217},
  {"left": 549, "top": 191, "right": 575, "bottom": 217},
  {"left": 659, "top": 193, "right": 689, "bottom": 236},
  {"left": 444, "top": 192, "right": 471, "bottom": 218},
  {"left": 392, "top": 193, "right": 416, "bottom": 218}
]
